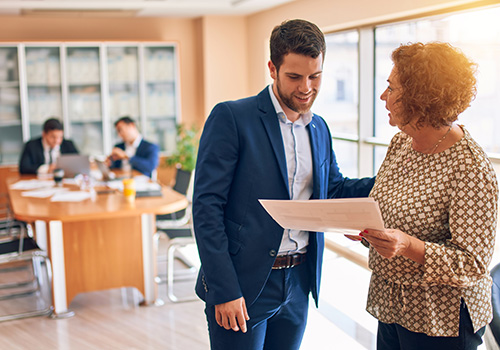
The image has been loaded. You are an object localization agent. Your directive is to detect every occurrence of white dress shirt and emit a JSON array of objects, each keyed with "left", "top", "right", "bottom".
[
  {"left": 124, "top": 135, "right": 143, "bottom": 158},
  {"left": 38, "top": 140, "right": 61, "bottom": 174},
  {"left": 268, "top": 85, "right": 313, "bottom": 255}
]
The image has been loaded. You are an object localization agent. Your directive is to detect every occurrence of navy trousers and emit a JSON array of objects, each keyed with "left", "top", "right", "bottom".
[
  {"left": 205, "top": 261, "right": 310, "bottom": 350},
  {"left": 377, "top": 299, "right": 485, "bottom": 350}
]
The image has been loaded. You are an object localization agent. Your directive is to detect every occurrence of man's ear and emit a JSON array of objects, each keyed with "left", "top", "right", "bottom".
[{"left": 268, "top": 60, "right": 277, "bottom": 80}]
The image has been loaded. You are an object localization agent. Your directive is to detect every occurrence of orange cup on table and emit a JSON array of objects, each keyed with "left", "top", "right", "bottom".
[{"left": 122, "top": 178, "right": 136, "bottom": 203}]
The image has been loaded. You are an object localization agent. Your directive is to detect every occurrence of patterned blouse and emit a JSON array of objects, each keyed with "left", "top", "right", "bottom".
[{"left": 367, "top": 126, "right": 498, "bottom": 337}]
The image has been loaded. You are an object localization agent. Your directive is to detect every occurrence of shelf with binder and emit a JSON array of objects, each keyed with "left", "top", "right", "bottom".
[
  {"left": 0, "top": 46, "right": 23, "bottom": 166},
  {"left": 26, "top": 86, "right": 63, "bottom": 124},
  {"left": 0, "top": 81, "right": 20, "bottom": 88},
  {"left": 70, "top": 120, "right": 104, "bottom": 158},
  {"left": 144, "top": 82, "right": 176, "bottom": 119},
  {"left": 24, "top": 46, "right": 63, "bottom": 140},
  {"left": 0, "top": 119, "right": 22, "bottom": 127},
  {"left": 66, "top": 47, "right": 100, "bottom": 86},
  {"left": 145, "top": 117, "right": 177, "bottom": 155}
]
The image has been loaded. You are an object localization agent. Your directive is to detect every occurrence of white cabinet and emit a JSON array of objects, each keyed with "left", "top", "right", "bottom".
[
  {"left": 0, "top": 46, "right": 23, "bottom": 165},
  {"left": 0, "top": 42, "right": 180, "bottom": 165}
]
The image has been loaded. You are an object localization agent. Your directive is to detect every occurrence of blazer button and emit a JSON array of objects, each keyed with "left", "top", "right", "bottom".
[{"left": 269, "top": 250, "right": 277, "bottom": 257}]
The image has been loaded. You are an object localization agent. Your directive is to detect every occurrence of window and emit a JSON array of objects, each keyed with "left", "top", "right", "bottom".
[
  {"left": 314, "top": 30, "right": 359, "bottom": 177},
  {"left": 374, "top": 6, "right": 500, "bottom": 157},
  {"left": 311, "top": 5, "right": 500, "bottom": 350}
]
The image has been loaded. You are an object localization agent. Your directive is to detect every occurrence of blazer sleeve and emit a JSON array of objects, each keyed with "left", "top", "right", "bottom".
[
  {"left": 193, "top": 103, "right": 244, "bottom": 306},
  {"left": 61, "top": 139, "right": 79, "bottom": 154},
  {"left": 315, "top": 117, "right": 375, "bottom": 199},
  {"left": 19, "top": 140, "right": 42, "bottom": 175},
  {"left": 109, "top": 143, "right": 124, "bottom": 170},
  {"left": 129, "top": 141, "right": 159, "bottom": 177}
]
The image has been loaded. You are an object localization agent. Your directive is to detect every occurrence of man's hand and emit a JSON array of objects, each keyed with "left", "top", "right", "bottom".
[
  {"left": 215, "top": 297, "right": 250, "bottom": 333},
  {"left": 48, "top": 163, "right": 57, "bottom": 173},
  {"left": 110, "top": 147, "right": 127, "bottom": 160}
]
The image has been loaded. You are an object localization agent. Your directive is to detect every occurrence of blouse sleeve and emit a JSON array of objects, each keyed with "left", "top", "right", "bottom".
[{"left": 423, "top": 160, "right": 498, "bottom": 287}]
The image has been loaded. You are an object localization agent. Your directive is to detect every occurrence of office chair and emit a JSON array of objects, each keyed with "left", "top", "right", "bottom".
[
  {"left": 156, "top": 168, "right": 191, "bottom": 226},
  {"left": 154, "top": 168, "right": 198, "bottom": 303},
  {"left": 0, "top": 217, "right": 53, "bottom": 321},
  {"left": 485, "top": 263, "right": 500, "bottom": 350}
]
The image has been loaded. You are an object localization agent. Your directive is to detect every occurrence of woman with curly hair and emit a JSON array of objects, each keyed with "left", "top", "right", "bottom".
[{"left": 357, "top": 42, "right": 498, "bottom": 349}]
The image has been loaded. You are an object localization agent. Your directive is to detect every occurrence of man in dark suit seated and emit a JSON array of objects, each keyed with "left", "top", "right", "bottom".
[
  {"left": 19, "top": 118, "right": 79, "bottom": 175},
  {"left": 107, "top": 116, "right": 159, "bottom": 178}
]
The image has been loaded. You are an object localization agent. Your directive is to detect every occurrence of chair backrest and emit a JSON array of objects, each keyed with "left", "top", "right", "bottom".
[
  {"left": 173, "top": 169, "right": 192, "bottom": 196},
  {"left": 490, "top": 263, "right": 500, "bottom": 346}
]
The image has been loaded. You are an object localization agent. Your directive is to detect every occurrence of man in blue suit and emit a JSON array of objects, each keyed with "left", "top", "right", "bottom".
[
  {"left": 108, "top": 116, "right": 159, "bottom": 178},
  {"left": 193, "top": 19, "right": 375, "bottom": 350}
]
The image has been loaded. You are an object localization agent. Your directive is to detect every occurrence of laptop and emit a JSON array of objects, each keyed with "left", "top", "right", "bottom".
[
  {"left": 56, "top": 154, "right": 91, "bottom": 178},
  {"left": 95, "top": 159, "right": 116, "bottom": 181}
]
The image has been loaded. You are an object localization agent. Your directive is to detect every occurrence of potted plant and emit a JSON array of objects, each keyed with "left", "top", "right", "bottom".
[{"left": 164, "top": 124, "right": 199, "bottom": 187}]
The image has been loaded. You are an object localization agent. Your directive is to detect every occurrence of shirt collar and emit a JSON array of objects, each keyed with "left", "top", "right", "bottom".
[
  {"left": 128, "top": 135, "right": 142, "bottom": 149},
  {"left": 268, "top": 84, "right": 312, "bottom": 126},
  {"left": 42, "top": 138, "right": 60, "bottom": 152}
]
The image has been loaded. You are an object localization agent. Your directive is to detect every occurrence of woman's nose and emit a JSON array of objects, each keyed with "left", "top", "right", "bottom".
[{"left": 380, "top": 88, "right": 388, "bottom": 100}]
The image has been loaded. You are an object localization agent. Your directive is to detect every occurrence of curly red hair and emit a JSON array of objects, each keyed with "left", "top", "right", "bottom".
[{"left": 391, "top": 42, "right": 477, "bottom": 128}]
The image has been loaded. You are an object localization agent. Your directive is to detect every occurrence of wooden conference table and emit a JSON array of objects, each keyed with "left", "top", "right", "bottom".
[{"left": 7, "top": 178, "right": 188, "bottom": 317}]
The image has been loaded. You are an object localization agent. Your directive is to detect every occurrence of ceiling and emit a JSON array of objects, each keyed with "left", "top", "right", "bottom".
[{"left": 0, "top": 0, "right": 297, "bottom": 17}]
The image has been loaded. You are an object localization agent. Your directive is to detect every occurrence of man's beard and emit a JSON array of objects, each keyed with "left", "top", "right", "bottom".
[{"left": 276, "top": 78, "right": 317, "bottom": 115}]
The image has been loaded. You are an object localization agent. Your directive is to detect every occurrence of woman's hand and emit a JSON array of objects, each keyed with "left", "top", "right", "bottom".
[{"left": 360, "top": 228, "right": 425, "bottom": 264}]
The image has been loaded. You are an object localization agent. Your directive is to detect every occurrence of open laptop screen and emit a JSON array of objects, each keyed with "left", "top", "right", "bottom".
[{"left": 56, "top": 154, "right": 91, "bottom": 177}]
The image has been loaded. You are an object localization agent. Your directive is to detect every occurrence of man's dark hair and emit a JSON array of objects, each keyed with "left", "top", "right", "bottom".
[
  {"left": 114, "top": 116, "right": 136, "bottom": 127},
  {"left": 43, "top": 118, "right": 64, "bottom": 133},
  {"left": 270, "top": 19, "right": 326, "bottom": 71}
]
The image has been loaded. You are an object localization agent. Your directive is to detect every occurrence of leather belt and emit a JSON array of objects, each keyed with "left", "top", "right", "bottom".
[{"left": 272, "top": 253, "right": 306, "bottom": 269}]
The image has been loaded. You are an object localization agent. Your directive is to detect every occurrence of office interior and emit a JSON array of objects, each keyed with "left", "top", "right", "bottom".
[{"left": 1, "top": 0, "right": 500, "bottom": 349}]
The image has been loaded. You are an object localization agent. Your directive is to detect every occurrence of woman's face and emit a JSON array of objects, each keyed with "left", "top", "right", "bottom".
[{"left": 380, "top": 67, "right": 404, "bottom": 129}]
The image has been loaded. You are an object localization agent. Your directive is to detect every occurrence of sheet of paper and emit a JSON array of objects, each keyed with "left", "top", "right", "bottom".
[
  {"left": 21, "top": 187, "right": 69, "bottom": 198},
  {"left": 259, "top": 198, "right": 384, "bottom": 233},
  {"left": 135, "top": 181, "right": 161, "bottom": 192},
  {"left": 50, "top": 191, "right": 92, "bottom": 202},
  {"left": 10, "top": 179, "right": 55, "bottom": 190}
]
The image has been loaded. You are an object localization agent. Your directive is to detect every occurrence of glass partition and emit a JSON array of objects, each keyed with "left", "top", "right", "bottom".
[
  {"left": 0, "top": 47, "right": 23, "bottom": 164},
  {"left": 143, "top": 46, "right": 177, "bottom": 155},
  {"left": 66, "top": 46, "right": 103, "bottom": 156},
  {"left": 107, "top": 46, "right": 140, "bottom": 147},
  {"left": 25, "top": 46, "right": 63, "bottom": 139}
]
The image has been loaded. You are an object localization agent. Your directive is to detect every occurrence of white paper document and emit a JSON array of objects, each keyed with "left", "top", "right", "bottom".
[
  {"left": 259, "top": 198, "right": 385, "bottom": 233},
  {"left": 50, "top": 191, "right": 92, "bottom": 202},
  {"left": 21, "top": 187, "right": 68, "bottom": 198},
  {"left": 10, "top": 179, "right": 55, "bottom": 190}
]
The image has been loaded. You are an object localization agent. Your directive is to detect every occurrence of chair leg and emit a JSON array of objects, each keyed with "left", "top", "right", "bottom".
[
  {"left": 0, "top": 255, "right": 53, "bottom": 322},
  {"left": 166, "top": 243, "right": 198, "bottom": 303}
]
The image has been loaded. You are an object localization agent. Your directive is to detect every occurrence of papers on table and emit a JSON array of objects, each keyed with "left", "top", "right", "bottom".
[
  {"left": 21, "top": 187, "right": 68, "bottom": 198},
  {"left": 10, "top": 179, "right": 55, "bottom": 190},
  {"left": 11, "top": 180, "right": 92, "bottom": 202},
  {"left": 50, "top": 191, "right": 92, "bottom": 202},
  {"left": 259, "top": 198, "right": 384, "bottom": 234}
]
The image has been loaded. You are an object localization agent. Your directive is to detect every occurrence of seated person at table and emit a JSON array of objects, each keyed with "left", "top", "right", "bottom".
[
  {"left": 19, "top": 118, "right": 79, "bottom": 175},
  {"left": 107, "top": 116, "right": 159, "bottom": 178}
]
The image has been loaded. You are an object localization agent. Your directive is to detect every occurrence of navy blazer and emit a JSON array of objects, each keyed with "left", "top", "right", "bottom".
[
  {"left": 19, "top": 137, "right": 79, "bottom": 174},
  {"left": 193, "top": 87, "right": 374, "bottom": 308},
  {"left": 111, "top": 139, "right": 159, "bottom": 178}
]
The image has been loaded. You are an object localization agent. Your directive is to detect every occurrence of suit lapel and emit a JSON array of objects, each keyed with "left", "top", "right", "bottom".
[
  {"left": 307, "top": 118, "right": 321, "bottom": 200},
  {"left": 258, "top": 89, "right": 290, "bottom": 197},
  {"left": 135, "top": 140, "right": 144, "bottom": 156}
]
